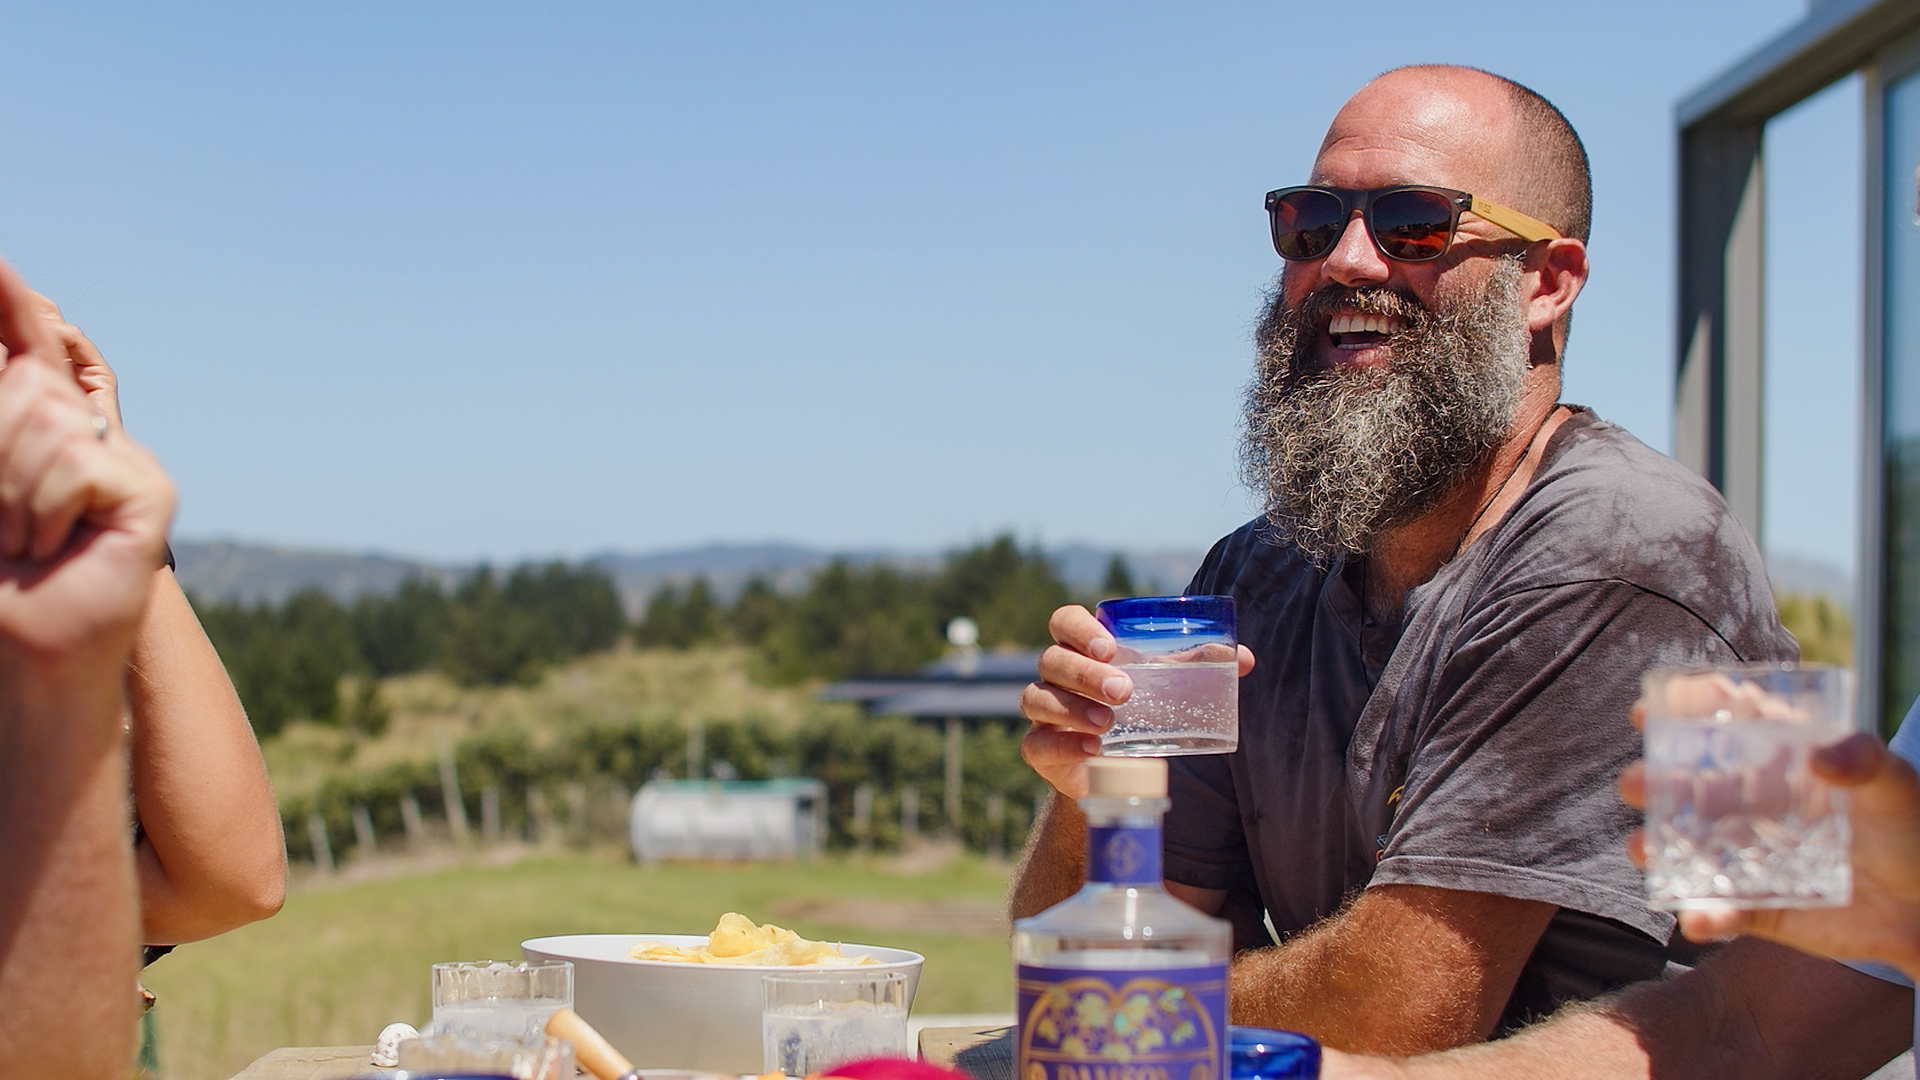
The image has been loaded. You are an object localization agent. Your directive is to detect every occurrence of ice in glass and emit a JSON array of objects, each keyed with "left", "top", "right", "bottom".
[{"left": 1640, "top": 664, "right": 1853, "bottom": 909}]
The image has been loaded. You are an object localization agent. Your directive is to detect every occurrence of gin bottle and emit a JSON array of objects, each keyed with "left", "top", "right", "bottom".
[{"left": 1013, "top": 757, "right": 1233, "bottom": 1080}]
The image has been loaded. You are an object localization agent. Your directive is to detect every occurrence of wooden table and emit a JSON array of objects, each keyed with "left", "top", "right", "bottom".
[
  {"left": 918, "top": 1025, "right": 1012, "bottom": 1080},
  {"left": 226, "top": 1045, "right": 376, "bottom": 1079},
  {"left": 230, "top": 1030, "right": 1015, "bottom": 1080}
]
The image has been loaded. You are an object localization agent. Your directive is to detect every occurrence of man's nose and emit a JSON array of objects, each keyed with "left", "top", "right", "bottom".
[{"left": 1320, "top": 209, "right": 1391, "bottom": 287}]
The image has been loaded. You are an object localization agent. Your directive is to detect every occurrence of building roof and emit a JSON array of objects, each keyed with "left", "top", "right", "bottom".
[
  {"left": 819, "top": 648, "right": 1039, "bottom": 720},
  {"left": 1679, "top": 0, "right": 1920, "bottom": 127}
]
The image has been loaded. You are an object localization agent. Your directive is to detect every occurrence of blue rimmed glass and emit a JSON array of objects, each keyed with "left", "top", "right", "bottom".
[
  {"left": 1092, "top": 595, "right": 1239, "bottom": 757},
  {"left": 1228, "top": 1026, "right": 1320, "bottom": 1080}
]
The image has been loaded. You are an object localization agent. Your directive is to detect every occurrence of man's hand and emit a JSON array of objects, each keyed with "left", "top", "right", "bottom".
[
  {"left": 0, "top": 261, "right": 172, "bottom": 663},
  {"left": 1622, "top": 733, "right": 1920, "bottom": 978},
  {"left": 1020, "top": 604, "right": 1254, "bottom": 798}
]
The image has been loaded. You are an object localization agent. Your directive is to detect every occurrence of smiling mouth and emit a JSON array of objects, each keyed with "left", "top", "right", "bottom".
[{"left": 1327, "top": 312, "right": 1409, "bottom": 351}]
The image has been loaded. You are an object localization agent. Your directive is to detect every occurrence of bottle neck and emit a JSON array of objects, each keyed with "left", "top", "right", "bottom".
[{"left": 1079, "top": 794, "right": 1166, "bottom": 887}]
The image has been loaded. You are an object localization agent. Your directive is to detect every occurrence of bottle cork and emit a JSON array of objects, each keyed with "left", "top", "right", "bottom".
[{"left": 1085, "top": 756, "right": 1167, "bottom": 798}]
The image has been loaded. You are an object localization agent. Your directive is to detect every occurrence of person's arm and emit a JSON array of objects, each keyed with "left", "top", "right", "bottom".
[
  {"left": 127, "top": 568, "right": 286, "bottom": 943},
  {"left": 31, "top": 290, "right": 286, "bottom": 943},
  {"left": 1231, "top": 884, "right": 1555, "bottom": 1054},
  {"left": 0, "top": 256, "right": 176, "bottom": 1078},
  {"left": 1320, "top": 939, "right": 1914, "bottom": 1080},
  {"left": 0, "top": 661, "right": 142, "bottom": 1079},
  {"left": 1008, "top": 790, "right": 1089, "bottom": 920}
]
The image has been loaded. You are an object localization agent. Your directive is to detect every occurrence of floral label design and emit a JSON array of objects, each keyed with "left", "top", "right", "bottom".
[{"left": 1016, "top": 963, "right": 1226, "bottom": 1080}]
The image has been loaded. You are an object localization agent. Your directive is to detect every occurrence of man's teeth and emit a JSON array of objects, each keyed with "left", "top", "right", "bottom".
[{"left": 1327, "top": 314, "right": 1406, "bottom": 335}]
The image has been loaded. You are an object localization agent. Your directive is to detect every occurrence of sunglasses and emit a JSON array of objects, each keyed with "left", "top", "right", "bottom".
[{"left": 1264, "top": 185, "right": 1562, "bottom": 264}]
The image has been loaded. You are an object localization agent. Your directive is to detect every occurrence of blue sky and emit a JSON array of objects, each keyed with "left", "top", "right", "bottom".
[{"left": 0, "top": 1, "right": 1859, "bottom": 568}]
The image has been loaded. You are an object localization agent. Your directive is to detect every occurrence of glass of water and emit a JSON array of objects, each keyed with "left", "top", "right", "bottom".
[
  {"left": 762, "top": 970, "right": 909, "bottom": 1075},
  {"left": 1640, "top": 663, "right": 1854, "bottom": 909},
  {"left": 1093, "top": 595, "right": 1238, "bottom": 757},
  {"left": 396, "top": 1033, "right": 574, "bottom": 1080},
  {"left": 430, "top": 960, "right": 573, "bottom": 1042}
]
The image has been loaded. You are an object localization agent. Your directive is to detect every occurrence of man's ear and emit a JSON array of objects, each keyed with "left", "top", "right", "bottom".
[{"left": 1524, "top": 237, "right": 1587, "bottom": 336}]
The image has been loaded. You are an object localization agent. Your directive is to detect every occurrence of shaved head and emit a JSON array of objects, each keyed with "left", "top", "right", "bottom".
[{"left": 1345, "top": 65, "right": 1591, "bottom": 243}]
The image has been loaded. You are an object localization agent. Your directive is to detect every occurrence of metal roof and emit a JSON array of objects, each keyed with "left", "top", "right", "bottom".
[
  {"left": 1678, "top": 0, "right": 1920, "bottom": 127},
  {"left": 865, "top": 684, "right": 1028, "bottom": 719},
  {"left": 818, "top": 648, "right": 1039, "bottom": 719}
]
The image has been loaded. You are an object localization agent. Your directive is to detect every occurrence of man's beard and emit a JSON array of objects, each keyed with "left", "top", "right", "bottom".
[{"left": 1238, "top": 256, "right": 1531, "bottom": 564}]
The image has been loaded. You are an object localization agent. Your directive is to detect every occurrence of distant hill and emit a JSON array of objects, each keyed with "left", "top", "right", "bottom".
[
  {"left": 172, "top": 540, "right": 453, "bottom": 607},
  {"left": 1767, "top": 551, "right": 1853, "bottom": 611},
  {"left": 582, "top": 543, "right": 904, "bottom": 612},
  {"left": 172, "top": 538, "right": 1210, "bottom": 616}
]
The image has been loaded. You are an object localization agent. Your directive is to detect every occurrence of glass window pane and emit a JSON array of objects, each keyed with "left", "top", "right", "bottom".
[
  {"left": 1881, "top": 66, "right": 1920, "bottom": 733},
  {"left": 1763, "top": 76, "right": 1862, "bottom": 679}
]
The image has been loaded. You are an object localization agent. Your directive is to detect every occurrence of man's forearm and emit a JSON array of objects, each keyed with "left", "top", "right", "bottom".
[
  {"left": 1322, "top": 940, "right": 1915, "bottom": 1080},
  {"left": 0, "top": 660, "right": 140, "bottom": 1079},
  {"left": 1228, "top": 885, "right": 1555, "bottom": 1055},
  {"left": 1008, "top": 790, "right": 1089, "bottom": 919},
  {"left": 1320, "top": 1005, "right": 1651, "bottom": 1080}
]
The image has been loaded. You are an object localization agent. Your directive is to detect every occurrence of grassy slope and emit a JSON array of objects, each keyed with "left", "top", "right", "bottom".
[
  {"left": 143, "top": 851, "right": 1013, "bottom": 1080},
  {"left": 264, "top": 644, "right": 833, "bottom": 807}
]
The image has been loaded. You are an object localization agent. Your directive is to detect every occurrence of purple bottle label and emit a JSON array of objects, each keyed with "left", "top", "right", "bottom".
[
  {"left": 1087, "top": 825, "right": 1160, "bottom": 885},
  {"left": 1016, "top": 962, "right": 1226, "bottom": 1080}
]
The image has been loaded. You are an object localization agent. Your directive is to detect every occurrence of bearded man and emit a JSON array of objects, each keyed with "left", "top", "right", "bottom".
[{"left": 1009, "top": 65, "right": 1796, "bottom": 1056}]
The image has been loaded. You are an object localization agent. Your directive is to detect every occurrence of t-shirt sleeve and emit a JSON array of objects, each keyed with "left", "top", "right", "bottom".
[{"left": 1366, "top": 578, "right": 1783, "bottom": 941}]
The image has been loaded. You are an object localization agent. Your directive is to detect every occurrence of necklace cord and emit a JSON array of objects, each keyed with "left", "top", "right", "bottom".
[{"left": 1451, "top": 404, "right": 1565, "bottom": 561}]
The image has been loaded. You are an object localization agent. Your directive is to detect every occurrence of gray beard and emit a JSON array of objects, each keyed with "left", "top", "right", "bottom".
[{"left": 1239, "top": 256, "right": 1531, "bottom": 564}]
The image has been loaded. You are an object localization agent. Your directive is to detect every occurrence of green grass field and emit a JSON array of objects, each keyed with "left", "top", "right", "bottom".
[{"left": 142, "top": 850, "right": 1013, "bottom": 1080}]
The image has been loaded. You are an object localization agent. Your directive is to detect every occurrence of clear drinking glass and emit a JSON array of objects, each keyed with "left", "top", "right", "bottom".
[
  {"left": 430, "top": 960, "right": 573, "bottom": 1042},
  {"left": 761, "top": 970, "right": 909, "bottom": 1075},
  {"left": 1640, "top": 663, "right": 1854, "bottom": 909},
  {"left": 1094, "top": 595, "right": 1239, "bottom": 756},
  {"left": 396, "top": 1033, "right": 574, "bottom": 1080}
]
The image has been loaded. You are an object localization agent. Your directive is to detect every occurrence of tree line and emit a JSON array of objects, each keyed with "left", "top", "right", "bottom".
[
  {"left": 195, "top": 536, "right": 1143, "bottom": 737},
  {"left": 194, "top": 562, "right": 626, "bottom": 737},
  {"left": 283, "top": 710, "right": 1046, "bottom": 862},
  {"left": 635, "top": 535, "right": 1136, "bottom": 682}
]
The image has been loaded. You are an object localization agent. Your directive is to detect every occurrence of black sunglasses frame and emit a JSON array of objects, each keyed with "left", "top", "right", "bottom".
[{"left": 1263, "top": 185, "right": 1562, "bottom": 264}]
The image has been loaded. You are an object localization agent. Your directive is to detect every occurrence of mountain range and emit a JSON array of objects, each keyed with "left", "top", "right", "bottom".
[
  {"left": 171, "top": 539, "right": 1211, "bottom": 616},
  {"left": 172, "top": 538, "right": 1854, "bottom": 617}
]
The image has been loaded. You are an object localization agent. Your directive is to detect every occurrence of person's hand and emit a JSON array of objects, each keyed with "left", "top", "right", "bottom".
[
  {"left": 0, "top": 258, "right": 173, "bottom": 663},
  {"left": 1621, "top": 731, "right": 1920, "bottom": 979},
  {"left": 1019, "top": 604, "right": 1255, "bottom": 798},
  {"left": 25, "top": 290, "right": 122, "bottom": 433}
]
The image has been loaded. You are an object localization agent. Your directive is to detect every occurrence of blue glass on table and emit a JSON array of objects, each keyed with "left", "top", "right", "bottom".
[{"left": 1229, "top": 1026, "right": 1321, "bottom": 1080}]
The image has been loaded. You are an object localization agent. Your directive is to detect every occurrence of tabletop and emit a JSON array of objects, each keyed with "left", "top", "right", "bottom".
[
  {"left": 918, "top": 1025, "right": 1013, "bottom": 1080},
  {"left": 229, "top": 1028, "right": 1016, "bottom": 1080},
  {"left": 226, "top": 1044, "right": 376, "bottom": 1080}
]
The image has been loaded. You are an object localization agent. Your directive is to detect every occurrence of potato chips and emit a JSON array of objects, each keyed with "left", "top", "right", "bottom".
[{"left": 628, "top": 912, "right": 877, "bottom": 967}]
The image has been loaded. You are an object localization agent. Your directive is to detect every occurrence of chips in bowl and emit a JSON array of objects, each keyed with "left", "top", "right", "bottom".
[{"left": 628, "top": 912, "right": 878, "bottom": 967}]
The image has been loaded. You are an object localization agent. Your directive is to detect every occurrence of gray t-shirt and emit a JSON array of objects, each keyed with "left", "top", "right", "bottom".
[{"left": 1163, "top": 408, "right": 1797, "bottom": 1031}]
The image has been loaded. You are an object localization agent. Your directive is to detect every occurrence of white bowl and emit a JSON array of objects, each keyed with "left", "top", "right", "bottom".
[{"left": 521, "top": 933, "right": 924, "bottom": 1073}]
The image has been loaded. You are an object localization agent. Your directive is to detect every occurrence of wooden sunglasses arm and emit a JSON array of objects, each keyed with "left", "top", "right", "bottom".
[{"left": 1467, "top": 195, "right": 1563, "bottom": 243}]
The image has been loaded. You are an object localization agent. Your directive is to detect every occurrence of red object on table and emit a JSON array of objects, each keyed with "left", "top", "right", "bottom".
[{"left": 823, "top": 1058, "right": 973, "bottom": 1080}]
